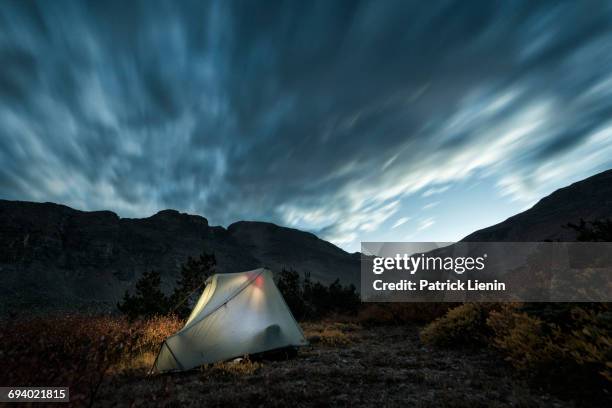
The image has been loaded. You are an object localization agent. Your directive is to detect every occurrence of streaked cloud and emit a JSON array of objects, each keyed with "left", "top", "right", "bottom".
[
  {"left": 417, "top": 218, "right": 436, "bottom": 232},
  {"left": 391, "top": 217, "right": 411, "bottom": 229},
  {"left": 1, "top": 0, "right": 611, "bottom": 251},
  {"left": 421, "top": 186, "right": 450, "bottom": 198}
]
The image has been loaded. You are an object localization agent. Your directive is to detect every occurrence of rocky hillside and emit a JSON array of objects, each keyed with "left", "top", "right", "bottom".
[
  {"left": 0, "top": 201, "right": 359, "bottom": 314},
  {"left": 3, "top": 168, "right": 611, "bottom": 314},
  {"left": 462, "top": 169, "right": 612, "bottom": 242}
]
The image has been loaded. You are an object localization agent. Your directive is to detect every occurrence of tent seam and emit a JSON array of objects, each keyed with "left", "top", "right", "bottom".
[
  {"left": 273, "top": 276, "right": 309, "bottom": 344},
  {"left": 167, "top": 269, "right": 265, "bottom": 339},
  {"left": 165, "top": 341, "right": 185, "bottom": 371}
]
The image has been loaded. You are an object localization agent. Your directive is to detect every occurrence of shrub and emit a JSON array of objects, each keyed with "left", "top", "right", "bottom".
[
  {"left": 566, "top": 306, "right": 612, "bottom": 383},
  {"left": 487, "top": 305, "right": 563, "bottom": 371},
  {"left": 421, "top": 301, "right": 612, "bottom": 402},
  {"left": 420, "top": 303, "right": 497, "bottom": 347},
  {"left": 488, "top": 304, "right": 612, "bottom": 382},
  {"left": 130, "top": 314, "right": 183, "bottom": 354},
  {"left": 0, "top": 315, "right": 182, "bottom": 406},
  {"left": 486, "top": 303, "right": 612, "bottom": 400}
]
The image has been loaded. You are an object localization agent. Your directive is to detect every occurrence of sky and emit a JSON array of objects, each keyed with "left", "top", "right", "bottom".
[{"left": 1, "top": 0, "right": 612, "bottom": 253}]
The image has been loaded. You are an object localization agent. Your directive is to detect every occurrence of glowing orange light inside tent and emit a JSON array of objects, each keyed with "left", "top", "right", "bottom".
[{"left": 255, "top": 275, "right": 264, "bottom": 287}]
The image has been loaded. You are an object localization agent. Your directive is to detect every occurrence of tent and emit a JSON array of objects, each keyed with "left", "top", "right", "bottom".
[{"left": 153, "top": 268, "right": 308, "bottom": 372}]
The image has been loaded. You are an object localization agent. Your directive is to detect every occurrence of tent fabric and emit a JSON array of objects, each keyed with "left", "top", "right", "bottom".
[{"left": 154, "top": 268, "right": 308, "bottom": 372}]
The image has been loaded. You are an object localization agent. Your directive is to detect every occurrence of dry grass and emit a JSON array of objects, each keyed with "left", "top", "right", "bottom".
[
  {"left": 200, "top": 356, "right": 263, "bottom": 381},
  {"left": 93, "top": 321, "right": 576, "bottom": 408},
  {"left": 0, "top": 314, "right": 182, "bottom": 405},
  {"left": 110, "top": 351, "right": 158, "bottom": 375},
  {"left": 303, "top": 321, "right": 358, "bottom": 346},
  {"left": 2, "top": 313, "right": 606, "bottom": 407}
]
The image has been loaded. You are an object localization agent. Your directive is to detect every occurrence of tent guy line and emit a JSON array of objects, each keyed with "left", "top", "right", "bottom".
[
  {"left": 150, "top": 270, "right": 266, "bottom": 373},
  {"left": 152, "top": 268, "right": 308, "bottom": 373}
]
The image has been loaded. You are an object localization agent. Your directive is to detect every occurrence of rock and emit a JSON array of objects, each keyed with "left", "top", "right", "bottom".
[{"left": 0, "top": 201, "right": 359, "bottom": 314}]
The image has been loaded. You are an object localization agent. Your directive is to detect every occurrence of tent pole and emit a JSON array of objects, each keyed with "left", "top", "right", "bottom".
[
  {"left": 148, "top": 342, "right": 164, "bottom": 376},
  {"left": 168, "top": 279, "right": 208, "bottom": 315},
  {"left": 165, "top": 341, "right": 185, "bottom": 371},
  {"left": 181, "top": 269, "right": 265, "bottom": 331}
]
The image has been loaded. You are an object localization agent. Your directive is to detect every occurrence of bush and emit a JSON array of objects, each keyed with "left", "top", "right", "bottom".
[
  {"left": 422, "top": 302, "right": 611, "bottom": 388},
  {"left": 487, "top": 305, "right": 563, "bottom": 371},
  {"left": 488, "top": 304, "right": 612, "bottom": 387},
  {"left": 566, "top": 306, "right": 612, "bottom": 383},
  {"left": 485, "top": 303, "right": 612, "bottom": 403},
  {"left": 416, "top": 221, "right": 612, "bottom": 400},
  {"left": 0, "top": 315, "right": 182, "bottom": 406},
  {"left": 420, "top": 303, "right": 498, "bottom": 347}
]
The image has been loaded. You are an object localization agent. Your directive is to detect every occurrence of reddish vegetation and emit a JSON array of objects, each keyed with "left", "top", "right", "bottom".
[
  {"left": 1, "top": 307, "right": 608, "bottom": 407},
  {"left": 0, "top": 315, "right": 181, "bottom": 406}
]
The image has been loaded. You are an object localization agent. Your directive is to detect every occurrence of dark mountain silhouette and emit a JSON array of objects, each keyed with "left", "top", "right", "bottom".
[
  {"left": 2, "top": 168, "right": 611, "bottom": 313},
  {"left": 0, "top": 200, "right": 359, "bottom": 314},
  {"left": 462, "top": 169, "right": 612, "bottom": 242}
]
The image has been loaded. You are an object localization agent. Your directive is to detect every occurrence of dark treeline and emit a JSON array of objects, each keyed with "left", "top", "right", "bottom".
[
  {"left": 117, "top": 252, "right": 359, "bottom": 321},
  {"left": 276, "top": 269, "right": 360, "bottom": 320},
  {"left": 118, "top": 251, "right": 217, "bottom": 320}
]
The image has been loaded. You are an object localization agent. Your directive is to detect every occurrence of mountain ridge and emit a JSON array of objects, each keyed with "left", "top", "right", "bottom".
[
  {"left": 462, "top": 169, "right": 612, "bottom": 242},
  {"left": 2, "top": 168, "right": 611, "bottom": 313},
  {"left": 0, "top": 199, "right": 359, "bottom": 314}
]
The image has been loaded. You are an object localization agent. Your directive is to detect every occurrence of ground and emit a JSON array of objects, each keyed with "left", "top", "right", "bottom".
[{"left": 94, "top": 322, "right": 574, "bottom": 407}]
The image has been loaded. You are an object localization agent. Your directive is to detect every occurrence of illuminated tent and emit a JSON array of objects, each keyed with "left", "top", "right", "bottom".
[{"left": 153, "top": 268, "right": 308, "bottom": 372}]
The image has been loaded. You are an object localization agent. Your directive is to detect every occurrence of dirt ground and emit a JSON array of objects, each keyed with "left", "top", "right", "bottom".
[{"left": 94, "top": 322, "right": 579, "bottom": 407}]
